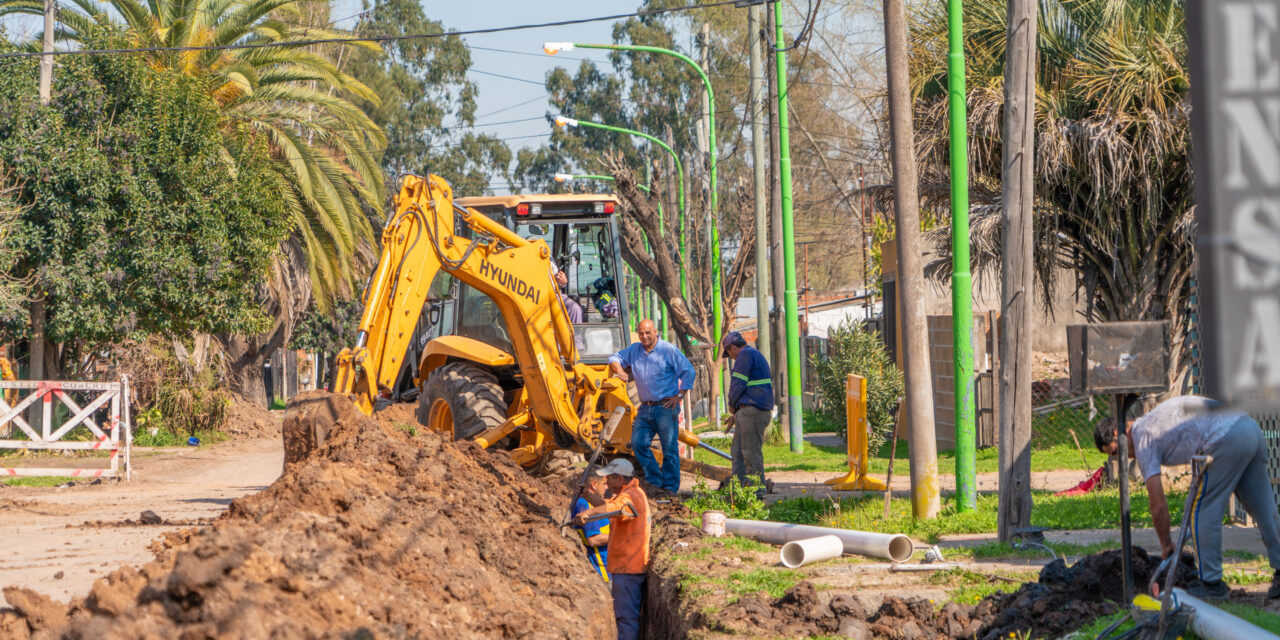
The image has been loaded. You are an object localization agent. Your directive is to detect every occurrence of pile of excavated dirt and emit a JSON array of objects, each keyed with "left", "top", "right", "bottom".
[
  {"left": 221, "top": 392, "right": 282, "bottom": 439},
  {"left": 0, "top": 391, "right": 613, "bottom": 639}
]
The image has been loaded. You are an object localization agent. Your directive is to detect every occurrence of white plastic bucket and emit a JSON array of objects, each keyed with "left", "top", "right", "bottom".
[{"left": 701, "top": 510, "right": 727, "bottom": 537}]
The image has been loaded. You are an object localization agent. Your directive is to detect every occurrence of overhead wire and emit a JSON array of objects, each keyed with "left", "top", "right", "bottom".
[{"left": 0, "top": 0, "right": 753, "bottom": 59}]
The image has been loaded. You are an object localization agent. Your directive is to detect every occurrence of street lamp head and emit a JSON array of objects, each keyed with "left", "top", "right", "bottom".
[
  {"left": 554, "top": 116, "right": 578, "bottom": 128},
  {"left": 542, "top": 42, "right": 575, "bottom": 55},
  {"left": 553, "top": 173, "right": 574, "bottom": 183}
]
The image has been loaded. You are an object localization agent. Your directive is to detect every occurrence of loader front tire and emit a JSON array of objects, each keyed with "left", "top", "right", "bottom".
[{"left": 418, "top": 362, "right": 507, "bottom": 441}]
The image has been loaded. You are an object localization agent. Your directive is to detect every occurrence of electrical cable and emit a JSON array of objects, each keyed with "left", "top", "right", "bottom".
[
  {"left": 469, "top": 68, "right": 547, "bottom": 86},
  {"left": 475, "top": 94, "right": 548, "bottom": 118},
  {"left": 0, "top": 0, "right": 753, "bottom": 59}
]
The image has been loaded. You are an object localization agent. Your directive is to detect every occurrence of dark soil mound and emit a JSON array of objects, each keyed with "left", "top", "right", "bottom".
[
  {"left": 978, "top": 547, "right": 1196, "bottom": 640},
  {"left": 0, "top": 391, "right": 614, "bottom": 639}
]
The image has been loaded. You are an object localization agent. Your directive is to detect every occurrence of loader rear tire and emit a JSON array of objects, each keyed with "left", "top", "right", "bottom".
[{"left": 418, "top": 362, "right": 507, "bottom": 441}]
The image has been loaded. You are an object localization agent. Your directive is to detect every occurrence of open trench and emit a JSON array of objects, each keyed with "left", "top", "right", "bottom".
[
  {"left": 637, "top": 496, "right": 1198, "bottom": 640},
  {"left": 0, "top": 390, "right": 1193, "bottom": 639},
  {"left": 642, "top": 506, "right": 1194, "bottom": 640}
]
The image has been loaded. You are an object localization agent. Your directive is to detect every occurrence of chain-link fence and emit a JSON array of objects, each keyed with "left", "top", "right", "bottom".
[{"left": 1027, "top": 378, "right": 1113, "bottom": 473}]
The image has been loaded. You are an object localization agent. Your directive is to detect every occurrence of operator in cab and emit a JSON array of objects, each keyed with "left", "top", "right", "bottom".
[
  {"left": 552, "top": 264, "right": 583, "bottom": 323},
  {"left": 608, "top": 319, "right": 695, "bottom": 495},
  {"left": 1095, "top": 395, "right": 1280, "bottom": 600},
  {"left": 572, "top": 459, "right": 650, "bottom": 640}
]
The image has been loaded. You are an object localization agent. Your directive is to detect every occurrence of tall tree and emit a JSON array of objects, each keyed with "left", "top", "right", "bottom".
[
  {"left": 0, "top": 33, "right": 290, "bottom": 375},
  {"left": 344, "top": 0, "right": 511, "bottom": 198},
  {"left": 910, "top": 0, "right": 1195, "bottom": 389},
  {"left": 1, "top": 0, "right": 390, "bottom": 401}
]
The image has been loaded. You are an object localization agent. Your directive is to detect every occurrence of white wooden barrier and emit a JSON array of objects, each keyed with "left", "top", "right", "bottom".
[{"left": 0, "top": 376, "right": 132, "bottom": 480}]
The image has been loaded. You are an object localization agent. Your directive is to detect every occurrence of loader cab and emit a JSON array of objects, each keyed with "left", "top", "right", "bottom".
[{"left": 392, "top": 194, "right": 632, "bottom": 401}]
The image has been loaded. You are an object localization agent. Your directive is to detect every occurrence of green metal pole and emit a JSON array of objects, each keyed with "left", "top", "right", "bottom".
[
  {"left": 557, "top": 42, "right": 720, "bottom": 347},
  {"left": 775, "top": 1, "right": 804, "bottom": 451},
  {"left": 948, "top": 0, "right": 976, "bottom": 511}
]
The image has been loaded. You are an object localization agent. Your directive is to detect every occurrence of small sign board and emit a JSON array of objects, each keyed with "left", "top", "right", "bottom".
[
  {"left": 1067, "top": 322, "right": 1169, "bottom": 396},
  {"left": 1189, "top": 0, "right": 1280, "bottom": 408}
]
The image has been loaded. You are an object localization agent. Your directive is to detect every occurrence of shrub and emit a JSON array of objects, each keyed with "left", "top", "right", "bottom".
[
  {"left": 810, "top": 319, "right": 903, "bottom": 452},
  {"left": 102, "top": 338, "right": 231, "bottom": 441},
  {"left": 685, "top": 477, "right": 769, "bottom": 521}
]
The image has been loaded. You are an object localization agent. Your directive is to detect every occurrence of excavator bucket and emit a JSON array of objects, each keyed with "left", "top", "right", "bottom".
[{"left": 282, "top": 390, "right": 351, "bottom": 472}]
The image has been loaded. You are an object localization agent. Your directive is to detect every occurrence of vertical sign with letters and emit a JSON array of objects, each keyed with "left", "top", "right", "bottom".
[{"left": 1190, "top": 0, "right": 1280, "bottom": 408}]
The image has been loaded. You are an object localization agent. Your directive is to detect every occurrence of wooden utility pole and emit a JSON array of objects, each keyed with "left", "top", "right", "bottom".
[
  {"left": 39, "top": 0, "right": 55, "bottom": 102},
  {"left": 997, "top": 0, "right": 1036, "bottom": 542},
  {"left": 767, "top": 6, "right": 789, "bottom": 439},
  {"left": 883, "top": 0, "right": 940, "bottom": 518},
  {"left": 748, "top": 4, "right": 771, "bottom": 363}
]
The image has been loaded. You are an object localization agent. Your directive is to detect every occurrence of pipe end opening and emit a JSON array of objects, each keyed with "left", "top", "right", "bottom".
[
  {"left": 888, "top": 535, "right": 914, "bottom": 563},
  {"left": 780, "top": 542, "right": 805, "bottom": 568}
]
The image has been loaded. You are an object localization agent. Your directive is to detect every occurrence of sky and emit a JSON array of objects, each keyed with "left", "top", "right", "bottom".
[
  {"left": 330, "top": 0, "right": 660, "bottom": 194},
  {"left": 1, "top": 0, "right": 789, "bottom": 194}
]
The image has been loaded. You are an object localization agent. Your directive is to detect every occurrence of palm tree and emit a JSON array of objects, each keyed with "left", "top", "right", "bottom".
[
  {"left": 1, "top": 0, "right": 387, "bottom": 307},
  {"left": 906, "top": 0, "right": 1196, "bottom": 390},
  {"left": 2, "top": 0, "right": 389, "bottom": 402}
]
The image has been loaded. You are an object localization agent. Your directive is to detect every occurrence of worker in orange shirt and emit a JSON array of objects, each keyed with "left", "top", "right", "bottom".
[{"left": 573, "top": 458, "right": 650, "bottom": 640}]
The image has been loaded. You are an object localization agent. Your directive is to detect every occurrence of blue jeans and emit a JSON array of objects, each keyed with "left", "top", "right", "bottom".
[
  {"left": 611, "top": 573, "right": 645, "bottom": 640},
  {"left": 631, "top": 403, "right": 680, "bottom": 492}
]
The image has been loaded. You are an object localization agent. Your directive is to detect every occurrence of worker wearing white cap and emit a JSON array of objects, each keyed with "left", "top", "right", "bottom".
[{"left": 573, "top": 458, "right": 650, "bottom": 640}]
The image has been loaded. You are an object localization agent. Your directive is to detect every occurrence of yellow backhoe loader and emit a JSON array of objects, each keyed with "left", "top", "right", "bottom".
[{"left": 330, "top": 174, "right": 728, "bottom": 469}]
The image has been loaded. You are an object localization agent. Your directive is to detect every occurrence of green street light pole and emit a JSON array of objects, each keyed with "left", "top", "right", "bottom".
[
  {"left": 774, "top": 1, "right": 804, "bottom": 449},
  {"left": 545, "top": 40, "right": 721, "bottom": 357},
  {"left": 948, "top": 0, "right": 976, "bottom": 511}
]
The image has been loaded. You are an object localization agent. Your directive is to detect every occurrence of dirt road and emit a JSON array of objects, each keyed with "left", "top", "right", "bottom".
[{"left": 0, "top": 437, "right": 282, "bottom": 606}]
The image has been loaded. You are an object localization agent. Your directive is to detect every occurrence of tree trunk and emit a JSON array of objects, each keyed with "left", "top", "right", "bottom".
[
  {"left": 884, "top": 0, "right": 940, "bottom": 519},
  {"left": 222, "top": 240, "right": 313, "bottom": 407},
  {"left": 28, "top": 299, "right": 44, "bottom": 431},
  {"left": 997, "top": 0, "right": 1036, "bottom": 542}
]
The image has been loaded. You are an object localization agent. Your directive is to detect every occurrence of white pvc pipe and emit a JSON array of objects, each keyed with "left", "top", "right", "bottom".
[
  {"left": 1171, "top": 589, "right": 1280, "bottom": 640},
  {"left": 780, "top": 535, "right": 843, "bottom": 568},
  {"left": 724, "top": 518, "right": 914, "bottom": 563}
]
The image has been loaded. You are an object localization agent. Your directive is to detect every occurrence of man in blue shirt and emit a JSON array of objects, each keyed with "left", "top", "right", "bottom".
[
  {"left": 723, "top": 331, "right": 774, "bottom": 495},
  {"left": 570, "top": 471, "right": 610, "bottom": 582},
  {"left": 609, "top": 319, "right": 696, "bottom": 493}
]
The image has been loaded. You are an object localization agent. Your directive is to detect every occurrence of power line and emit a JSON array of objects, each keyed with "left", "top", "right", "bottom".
[
  {"left": 468, "top": 68, "right": 546, "bottom": 86},
  {"left": 0, "top": 0, "right": 750, "bottom": 60},
  {"left": 475, "top": 93, "right": 548, "bottom": 118}
]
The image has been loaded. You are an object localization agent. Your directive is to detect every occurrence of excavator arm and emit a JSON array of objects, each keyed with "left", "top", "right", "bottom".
[{"left": 334, "top": 174, "right": 607, "bottom": 446}]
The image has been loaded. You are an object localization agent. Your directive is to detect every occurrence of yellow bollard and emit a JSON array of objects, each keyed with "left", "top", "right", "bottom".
[{"left": 825, "top": 374, "right": 888, "bottom": 491}]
